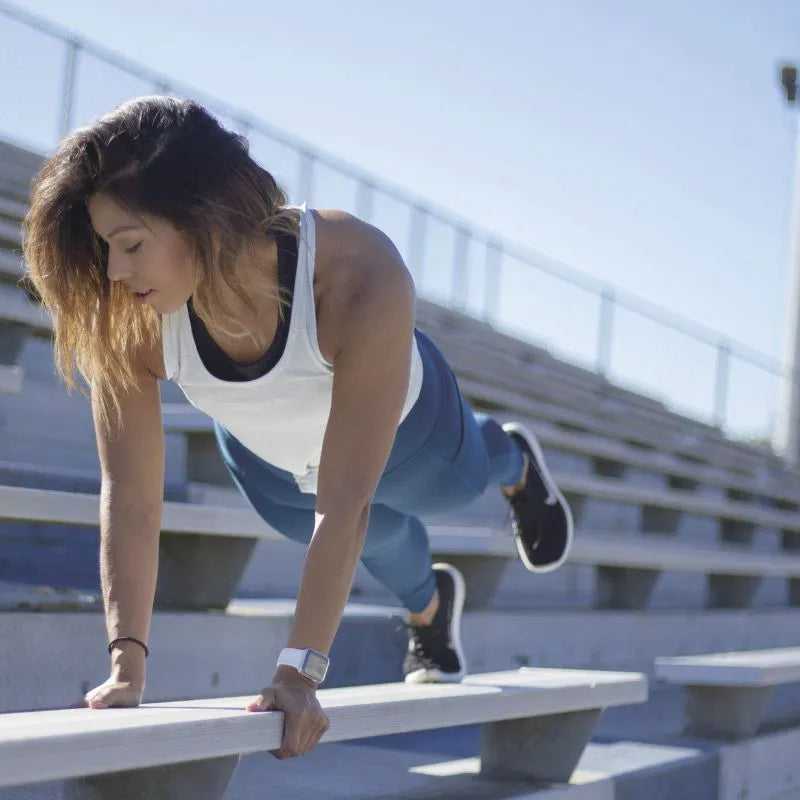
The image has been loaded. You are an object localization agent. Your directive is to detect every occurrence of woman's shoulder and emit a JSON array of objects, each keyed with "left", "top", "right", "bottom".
[
  {"left": 311, "top": 208, "right": 415, "bottom": 358},
  {"left": 312, "top": 208, "right": 411, "bottom": 293}
]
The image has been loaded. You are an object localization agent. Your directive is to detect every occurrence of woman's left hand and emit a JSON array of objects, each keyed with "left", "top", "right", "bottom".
[{"left": 246, "top": 669, "right": 329, "bottom": 759}]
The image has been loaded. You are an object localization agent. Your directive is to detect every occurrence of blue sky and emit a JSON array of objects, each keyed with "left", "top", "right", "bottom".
[{"left": 0, "top": 0, "right": 799, "bottom": 438}]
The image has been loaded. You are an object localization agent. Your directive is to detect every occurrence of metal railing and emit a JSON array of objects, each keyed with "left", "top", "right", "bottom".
[{"left": 0, "top": 0, "right": 790, "bottom": 451}]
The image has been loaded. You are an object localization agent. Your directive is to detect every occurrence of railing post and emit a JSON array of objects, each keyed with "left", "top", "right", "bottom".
[
  {"left": 451, "top": 226, "right": 470, "bottom": 310},
  {"left": 355, "top": 180, "right": 375, "bottom": 222},
  {"left": 298, "top": 151, "right": 315, "bottom": 206},
  {"left": 59, "top": 39, "right": 80, "bottom": 140},
  {"left": 714, "top": 340, "right": 731, "bottom": 429},
  {"left": 596, "top": 290, "right": 615, "bottom": 377},
  {"left": 483, "top": 240, "right": 503, "bottom": 323},
  {"left": 407, "top": 205, "right": 428, "bottom": 287}
]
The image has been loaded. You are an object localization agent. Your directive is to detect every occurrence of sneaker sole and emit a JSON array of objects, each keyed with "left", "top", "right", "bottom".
[
  {"left": 502, "top": 421, "right": 574, "bottom": 574},
  {"left": 404, "top": 562, "right": 467, "bottom": 684}
]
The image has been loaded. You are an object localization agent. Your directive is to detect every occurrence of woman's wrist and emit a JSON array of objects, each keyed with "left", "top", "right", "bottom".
[{"left": 272, "top": 664, "right": 318, "bottom": 690}]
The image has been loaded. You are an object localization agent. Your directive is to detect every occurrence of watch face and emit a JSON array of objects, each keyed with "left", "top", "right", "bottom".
[{"left": 302, "top": 649, "right": 329, "bottom": 683}]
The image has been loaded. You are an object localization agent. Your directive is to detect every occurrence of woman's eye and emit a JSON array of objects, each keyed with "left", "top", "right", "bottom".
[{"left": 125, "top": 242, "right": 142, "bottom": 255}]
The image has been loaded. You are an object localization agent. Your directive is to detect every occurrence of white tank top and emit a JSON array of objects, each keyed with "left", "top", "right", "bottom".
[{"left": 161, "top": 203, "right": 424, "bottom": 494}]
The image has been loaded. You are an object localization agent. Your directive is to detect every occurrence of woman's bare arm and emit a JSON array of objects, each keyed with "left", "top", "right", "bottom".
[{"left": 92, "top": 351, "right": 165, "bottom": 679}]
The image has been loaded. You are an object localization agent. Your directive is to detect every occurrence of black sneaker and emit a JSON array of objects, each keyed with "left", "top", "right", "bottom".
[
  {"left": 502, "top": 422, "right": 574, "bottom": 573},
  {"left": 403, "top": 563, "right": 466, "bottom": 683}
]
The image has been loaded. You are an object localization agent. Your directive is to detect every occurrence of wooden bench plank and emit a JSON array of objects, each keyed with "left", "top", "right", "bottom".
[{"left": 0, "top": 668, "right": 646, "bottom": 788}]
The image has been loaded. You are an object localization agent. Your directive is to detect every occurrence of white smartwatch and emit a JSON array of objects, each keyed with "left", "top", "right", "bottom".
[{"left": 277, "top": 647, "right": 330, "bottom": 684}]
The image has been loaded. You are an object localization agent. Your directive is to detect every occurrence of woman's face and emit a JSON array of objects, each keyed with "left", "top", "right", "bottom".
[{"left": 86, "top": 193, "right": 196, "bottom": 314}]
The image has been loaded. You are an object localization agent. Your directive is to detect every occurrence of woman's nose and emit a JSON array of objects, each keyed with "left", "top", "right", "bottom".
[{"left": 106, "top": 254, "right": 131, "bottom": 283}]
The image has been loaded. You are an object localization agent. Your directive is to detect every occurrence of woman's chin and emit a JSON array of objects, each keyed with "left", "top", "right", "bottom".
[{"left": 148, "top": 294, "right": 176, "bottom": 314}]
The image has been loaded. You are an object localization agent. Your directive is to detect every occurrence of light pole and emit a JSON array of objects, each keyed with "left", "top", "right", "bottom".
[{"left": 776, "top": 64, "right": 800, "bottom": 463}]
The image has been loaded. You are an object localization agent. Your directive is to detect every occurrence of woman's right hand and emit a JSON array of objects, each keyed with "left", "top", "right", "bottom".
[
  {"left": 79, "top": 646, "right": 147, "bottom": 708},
  {"left": 82, "top": 673, "right": 145, "bottom": 708}
]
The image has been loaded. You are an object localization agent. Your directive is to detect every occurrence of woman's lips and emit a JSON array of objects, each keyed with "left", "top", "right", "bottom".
[{"left": 133, "top": 289, "right": 154, "bottom": 300}]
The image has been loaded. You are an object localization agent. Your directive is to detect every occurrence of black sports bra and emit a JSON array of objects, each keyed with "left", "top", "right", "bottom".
[{"left": 187, "top": 232, "right": 298, "bottom": 381}]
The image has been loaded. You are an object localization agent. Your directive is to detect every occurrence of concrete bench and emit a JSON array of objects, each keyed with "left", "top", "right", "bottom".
[
  {"left": 655, "top": 647, "right": 800, "bottom": 739},
  {"left": 6, "top": 480, "right": 800, "bottom": 614},
  {"left": 0, "top": 666, "right": 647, "bottom": 799}
]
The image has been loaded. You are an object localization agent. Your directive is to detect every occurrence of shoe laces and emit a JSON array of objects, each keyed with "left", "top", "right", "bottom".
[{"left": 403, "top": 619, "right": 450, "bottom": 667}]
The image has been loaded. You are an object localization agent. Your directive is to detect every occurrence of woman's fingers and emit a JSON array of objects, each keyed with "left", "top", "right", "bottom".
[{"left": 249, "top": 682, "right": 328, "bottom": 759}]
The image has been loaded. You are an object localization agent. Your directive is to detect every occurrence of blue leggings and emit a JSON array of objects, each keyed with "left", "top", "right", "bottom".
[{"left": 214, "top": 329, "right": 524, "bottom": 613}]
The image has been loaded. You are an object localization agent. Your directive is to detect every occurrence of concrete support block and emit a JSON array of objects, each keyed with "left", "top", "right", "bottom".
[
  {"left": 185, "top": 433, "right": 233, "bottom": 486},
  {"left": 668, "top": 474, "right": 699, "bottom": 492},
  {"left": 0, "top": 322, "right": 28, "bottom": 364},
  {"left": 706, "top": 575, "right": 761, "bottom": 609},
  {"left": 596, "top": 566, "right": 660, "bottom": 609},
  {"left": 720, "top": 518, "right": 755, "bottom": 545},
  {"left": 789, "top": 580, "right": 800, "bottom": 607},
  {"left": 434, "top": 554, "right": 508, "bottom": 610},
  {"left": 480, "top": 708, "right": 601, "bottom": 782},
  {"left": 642, "top": 505, "right": 682, "bottom": 534},
  {"left": 782, "top": 530, "right": 800, "bottom": 607},
  {"left": 683, "top": 685, "right": 774, "bottom": 739},
  {"left": 592, "top": 457, "right": 627, "bottom": 479},
  {"left": 155, "top": 533, "right": 257, "bottom": 610},
  {"left": 62, "top": 754, "right": 240, "bottom": 800},
  {"left": 562, "top": 491, "right": 586, "bottom": 528}
]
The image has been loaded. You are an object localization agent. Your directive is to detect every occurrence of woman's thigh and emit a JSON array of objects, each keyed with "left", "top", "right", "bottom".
[
  {"left": 213, "top": 421, "right": 317, "bottom": 546},
  {"left": 375, "top": 331, "right": 491, "bottom": 516}
]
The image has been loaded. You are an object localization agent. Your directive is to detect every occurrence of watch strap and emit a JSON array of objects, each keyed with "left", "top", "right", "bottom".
[{"left": 277, "top": 647, "right": 329, "bottom": 683}]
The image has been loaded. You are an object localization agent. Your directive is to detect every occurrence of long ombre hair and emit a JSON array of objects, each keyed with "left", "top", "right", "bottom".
[{"left": 22, "top": 95, "right": 299, "bottom": 430}]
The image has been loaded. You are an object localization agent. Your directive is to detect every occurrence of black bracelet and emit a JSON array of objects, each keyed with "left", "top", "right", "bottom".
[{"left": 108, "top": 636, "right": 149, "bottom": 658}]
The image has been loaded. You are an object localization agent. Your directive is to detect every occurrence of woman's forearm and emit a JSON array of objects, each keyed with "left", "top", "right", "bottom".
[
  {"left": 99, "top": 484, "right": 162, "bottom": 664},
  {"left": 285, "top": 507, "right": 369, "bottom": 656}
]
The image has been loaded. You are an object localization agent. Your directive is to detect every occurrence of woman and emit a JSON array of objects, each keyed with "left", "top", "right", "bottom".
[{"left": 22, "top": 96, "right": 572, "bottom": 759}]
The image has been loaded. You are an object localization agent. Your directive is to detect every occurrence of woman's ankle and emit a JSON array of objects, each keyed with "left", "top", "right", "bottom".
[
  {"left": 409, "top": 589, "right": 440, "bottom": 627},
  {"left": 501, "top": 452, "right": 529, "bottom": 498}
]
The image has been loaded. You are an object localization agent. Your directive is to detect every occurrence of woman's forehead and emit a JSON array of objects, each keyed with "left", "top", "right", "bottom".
[{"left": 86, "top": 194, "right": 145, "bottom": 237}]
